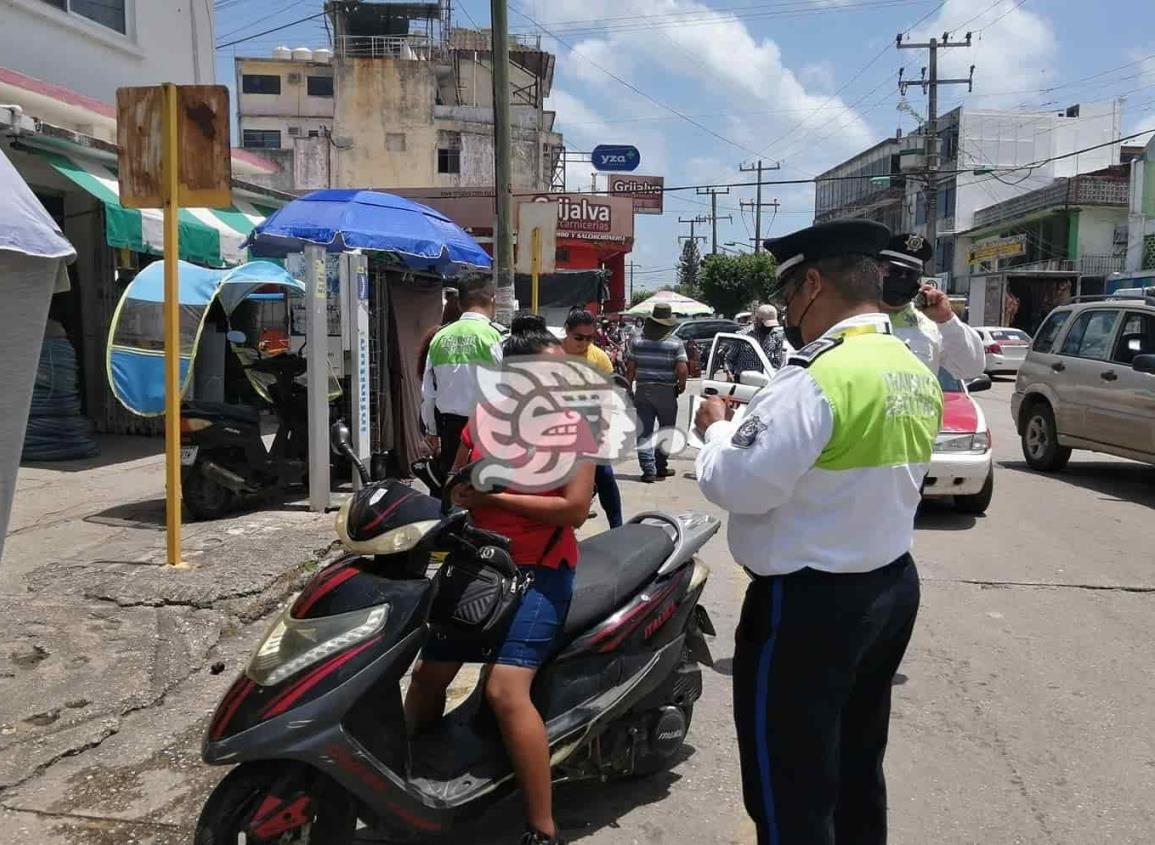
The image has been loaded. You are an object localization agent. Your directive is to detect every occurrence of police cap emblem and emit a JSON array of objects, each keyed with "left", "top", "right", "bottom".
[
  {"left": 731, "top": 414, "right": 767, "bottom": 449},
  {"left": 904, "top": 234, "right": 925, "bottom": 253}
]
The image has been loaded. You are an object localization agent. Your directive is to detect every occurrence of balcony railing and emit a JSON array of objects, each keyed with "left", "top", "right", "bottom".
[
  {"left": 336, "top": 34, "right": 444, "bottom": 60},
  {"left": 974, "top": 175, "right": 1129, "bottom": 230}
]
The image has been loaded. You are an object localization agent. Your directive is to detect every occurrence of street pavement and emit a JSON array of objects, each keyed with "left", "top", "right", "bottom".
[{"left": 2, "top": 380, "right": 1154, "bottom": 843}]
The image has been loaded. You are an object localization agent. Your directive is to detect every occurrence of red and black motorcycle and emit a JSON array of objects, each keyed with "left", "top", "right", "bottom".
[{"left": 195, "top": 423, "right": 718, "bottom": 843}]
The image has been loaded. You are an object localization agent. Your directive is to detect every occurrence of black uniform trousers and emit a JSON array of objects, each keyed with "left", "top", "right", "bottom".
[
  {"left": 732, "top": 553, "right": 920, "bottom": 845},
  {"left": 433, "top": 410, "right": 470, "bottom": 484}
]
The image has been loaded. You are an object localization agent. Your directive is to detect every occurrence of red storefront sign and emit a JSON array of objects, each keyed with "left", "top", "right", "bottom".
[{"left": 606, "top": 174, "right": 664, "bottom": 215}]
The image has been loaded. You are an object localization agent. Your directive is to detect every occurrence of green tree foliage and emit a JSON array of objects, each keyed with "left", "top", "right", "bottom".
[
  {"left": 696, "top": 252, "right": 778, "bottom": 317},
  {"left": 677, "top": 239, "right": 702, "bottom": 297},
  {"left": 629, "top": 287, "right": 653, "bottom": 308}
]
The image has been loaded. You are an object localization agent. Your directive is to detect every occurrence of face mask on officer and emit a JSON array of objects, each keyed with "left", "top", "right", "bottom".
[
  {"left": 881, "top": 264, "right": 921, "bottom": 308},
  {"left": 780, "top": 270, "right": 824, "bottom": 349}
]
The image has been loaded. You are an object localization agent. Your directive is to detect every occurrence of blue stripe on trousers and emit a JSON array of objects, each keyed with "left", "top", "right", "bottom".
[{"left": 755, "top": 577, "right": 784, "bottom": 845}]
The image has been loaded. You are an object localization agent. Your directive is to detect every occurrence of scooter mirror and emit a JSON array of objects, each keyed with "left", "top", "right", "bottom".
[
  {"left": 226, "top": 330, "right": 247, "bottom": 345},
  {"left": 330, "top": 420, "right": 353, "bottom": 456}
]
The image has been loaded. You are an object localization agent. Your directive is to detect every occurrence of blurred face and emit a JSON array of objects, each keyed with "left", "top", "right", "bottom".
[
  {"left": 880, "top": 264, "right": 920, "bottom": 312},
  {"left": 564, "top": 323, "right": 596, "bottom": 355}
]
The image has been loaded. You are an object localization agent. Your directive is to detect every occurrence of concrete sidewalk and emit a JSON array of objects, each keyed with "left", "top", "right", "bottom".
[{"left": 0, "top": 435, "right": 341, "bottom": 817}]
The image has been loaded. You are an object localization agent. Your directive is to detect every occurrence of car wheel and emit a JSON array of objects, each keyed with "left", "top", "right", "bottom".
[
  {"left": 955, "top": 470, "right": 993, "bottom": 515},
  {"left": 1021, "top": 403, "right": 1071, "bottom": 472}
]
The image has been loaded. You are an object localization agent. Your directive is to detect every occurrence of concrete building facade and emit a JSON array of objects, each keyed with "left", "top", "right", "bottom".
[
  {"left": 956, "top": 165, "right": 1130, "bottom": 331},
  {"left": 0, "top": 0, "right": 215, "bottom": 103},
  {"left": 237, "top": 2, "right": 562, "bottom": 194},
  {"left": 814, "top": 102, "right": 1123, "bottom": 294}
]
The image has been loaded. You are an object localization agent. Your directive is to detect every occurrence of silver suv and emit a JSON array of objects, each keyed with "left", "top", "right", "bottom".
[{"left": 1012, "top": 291, "right": 1155, "bottom": 471}]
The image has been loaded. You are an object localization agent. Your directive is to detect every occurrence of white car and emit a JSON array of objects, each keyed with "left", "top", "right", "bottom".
[
  {"left": 924, "top": 368, "right": 994, "bottom": 514},
  {"left": 975, "top": 326, "right": 1032, "bottom": 375},
  {"left": 692, "top": 335, "right": 995, "bottom": 514}
]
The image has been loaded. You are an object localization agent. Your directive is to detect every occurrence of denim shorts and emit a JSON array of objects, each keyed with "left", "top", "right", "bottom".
[{"left": 422, "top": 564, "right": 576, "bottom": 669}]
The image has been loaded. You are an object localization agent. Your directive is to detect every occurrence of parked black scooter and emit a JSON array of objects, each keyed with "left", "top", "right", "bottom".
[
  {"left": 180, "top": 336, "right": 341, "bottom": 520},
  {"left": 195, "top": 423, "right": 718, "bottom": 843}
]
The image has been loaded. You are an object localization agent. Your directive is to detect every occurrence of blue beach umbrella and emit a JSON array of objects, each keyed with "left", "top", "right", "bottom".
[{"left": 243, "top": 189, "right": 492, "bottom": 275}]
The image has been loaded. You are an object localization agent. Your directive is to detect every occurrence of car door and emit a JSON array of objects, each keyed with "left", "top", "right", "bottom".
[
  {"left": 687, "top": 333, "right": 774, "bottom": 447},
  {"left": 1053, "top": 308, "right": 1122, "bottom": 440},
  {"left": 1094, "top": 311, "right": 1155, "bottom": 454}
]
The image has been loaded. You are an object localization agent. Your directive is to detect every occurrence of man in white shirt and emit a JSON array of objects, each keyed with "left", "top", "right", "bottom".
[
  {"left": 420, "top": 275, "right": 504, "bottom": 480},
  {"left": 696, "top": 220, "right": 941, "bottom": 845},
  {"left": 878, "top": 233, "right": 985, "bottom": 379}
]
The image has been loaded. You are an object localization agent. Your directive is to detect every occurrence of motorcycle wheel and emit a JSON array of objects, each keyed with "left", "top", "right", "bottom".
[
  {"left": 194, "top": 761, "right": 357, "bottom": 845},
  {"left": 183, "top": 462, "right": 236, "bottom": 521}
]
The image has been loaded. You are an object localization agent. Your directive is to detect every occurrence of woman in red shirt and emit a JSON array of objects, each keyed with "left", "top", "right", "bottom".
[{"left": 404, "top": 320, "right": 594, "bottom": 845}]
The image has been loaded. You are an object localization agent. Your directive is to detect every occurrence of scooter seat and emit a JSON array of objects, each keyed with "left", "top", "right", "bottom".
[
  {"left": 564, "top": 524, "right": 675, "bottom": 638},
  {"left": 182, "top": 400, "right": 260, "bottom": 427}
]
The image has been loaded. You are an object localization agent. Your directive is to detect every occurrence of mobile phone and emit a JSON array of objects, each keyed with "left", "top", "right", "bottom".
[{"left": 914, "top": 278, "right": 939, "bottom": 309}]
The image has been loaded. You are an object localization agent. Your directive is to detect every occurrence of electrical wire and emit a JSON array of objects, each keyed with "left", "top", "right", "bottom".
[
  {"left": 510, "top": 0, "right": 935, "bottom": 39},
  {"left": 509, "top": 2, "right": 769, "bottom": 159},
  {"left": 216, "top": 10, "right": 326, "bottom": 50}
]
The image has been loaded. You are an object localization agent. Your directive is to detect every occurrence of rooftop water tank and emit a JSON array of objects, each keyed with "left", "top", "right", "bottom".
[
  {"left": 291, "top": 46, "right": 314, "bottom": 62},
  {"left": 312, "top": 47, "right": 333, "bottom": 64},
  {"left": 272, "top": 46, "right": 292, "bottom": 60}
]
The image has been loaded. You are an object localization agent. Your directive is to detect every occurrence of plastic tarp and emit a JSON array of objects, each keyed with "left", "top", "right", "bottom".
[
  {"left": 1, "top": 148, "right": 75, "bottom": 262},
  {"left": 514, "top": 270, "right": 608, "bottom": 310},
  {"left": 245, "top": 189, "right": 493, "bottom": 275},
  {"left": 1, "top": 146, "right": 77, "bottom": 560},
  {"left": 107, "top": 260, "right": 304, "bottom": 416}
]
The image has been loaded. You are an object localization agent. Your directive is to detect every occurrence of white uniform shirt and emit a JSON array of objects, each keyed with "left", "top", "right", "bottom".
[
  {"left": 420, "top": 312, "right": 505, "bottom": 431},
  {"left": 696, "top": 314, "right": 937, "bottom": 577},
  {"left": 890, "top": 304, "right": 985, "bottom": 379}
]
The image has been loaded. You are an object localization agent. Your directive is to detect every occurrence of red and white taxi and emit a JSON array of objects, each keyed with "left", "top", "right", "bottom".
[
  {"left": 692, "top": 336, "right": 995, "bottom": 515},
  {"left": 923, "top": 368, "right": 994, "bottom": 514}
]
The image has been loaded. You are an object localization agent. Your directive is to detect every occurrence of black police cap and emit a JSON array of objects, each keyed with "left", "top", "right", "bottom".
[
  {"left": 764, "top": 219, "right": 892, "bottom": 280},
  {"left": 879, "top": 232, "right": 933, "bottom": 273}
]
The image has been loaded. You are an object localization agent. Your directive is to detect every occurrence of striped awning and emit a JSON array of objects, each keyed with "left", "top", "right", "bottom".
[{"left": 32, "top": 147, "right": 278, "bottom": 268}]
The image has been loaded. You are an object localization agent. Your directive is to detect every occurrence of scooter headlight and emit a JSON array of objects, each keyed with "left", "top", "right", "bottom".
[{"left": 247, "top": 602, "right": 389, "bottom": 687}]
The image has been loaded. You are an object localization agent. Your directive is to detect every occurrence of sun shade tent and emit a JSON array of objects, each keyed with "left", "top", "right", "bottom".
[
  {"left": 0, "top": 146, "right": 77, "bottom": 561},
  {"left": 243, "top": 189, "right": 493, "bottom": 274},
  {"left": 624, "top": 290, "right": 713, "bottom": 318},
  {"left": 107, "top": 260, "right": 305, "bottom": 416}
]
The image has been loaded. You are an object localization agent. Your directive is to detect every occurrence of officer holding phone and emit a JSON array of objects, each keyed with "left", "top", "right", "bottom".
[{"left": 878, "top": 233, "right": 985, "bottom": 379}]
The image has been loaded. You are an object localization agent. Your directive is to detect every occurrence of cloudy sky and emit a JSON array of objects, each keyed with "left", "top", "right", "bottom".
[{"left": 216, "top": 0, "right": 1155, "bottom": 292}]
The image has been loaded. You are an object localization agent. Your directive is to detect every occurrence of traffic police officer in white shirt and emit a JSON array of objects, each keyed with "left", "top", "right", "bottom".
[
  {"left": 879, "top": 233, "right": 986, "bottom": 379},
  {"left": 694, "top": 220, "right": 943, "bottom": 845}
]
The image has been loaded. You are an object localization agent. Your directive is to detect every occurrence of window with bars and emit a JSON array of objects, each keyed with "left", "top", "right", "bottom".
[
  {"left": 242, "top": 129, "right": 282, "bottom": 150},
  {"left": 242, "top": 74, "right": 282, "bottom": 95},
  {"left": 38, "top": 0, "right": 126, "bottom": 33},
  {"left": 437, "top": 131, "right": 461, "bottom": 175},
  {"left": 307, "top": 76, "right": 334, "bottom": 97}
]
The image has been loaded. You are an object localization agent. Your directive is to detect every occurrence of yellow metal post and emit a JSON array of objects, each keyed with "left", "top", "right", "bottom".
[
  {"left": 162, "top": 83, "right": 182, "bottom": 566},
  {"left": 530, "top": 226, "right": 541, "bottom": 315}
]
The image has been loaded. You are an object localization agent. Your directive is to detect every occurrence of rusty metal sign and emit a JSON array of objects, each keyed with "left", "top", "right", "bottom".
[{"left": 116, "top": 85, "right": 232, "bottom": 209}]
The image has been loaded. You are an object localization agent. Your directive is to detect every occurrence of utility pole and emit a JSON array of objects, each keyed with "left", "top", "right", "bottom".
[
  {"left": 678, "top": 215, "right": 709, "bottom": 247},
  {"left": 490, "top": 0, "right": 515, "bottom": 323},
  {"left": 897, "top": 31, "right": 974, "bottom": 273},
  {"left": 696, "top": 187, "right": 733, "bottom": 255},
  {"left": 627, "top": 260, "right": 640, "bottom": 300},
  {"left": 738, "top": 159, "right": 781, "bottom": 251}
]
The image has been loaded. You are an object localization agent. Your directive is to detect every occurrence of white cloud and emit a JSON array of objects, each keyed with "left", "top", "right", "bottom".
[
  {"left": 908, "top": 0, "right": 1056, "bottom": 111},
  {"left": 531, "top": 0, "right": 877, "bottom": 175}
]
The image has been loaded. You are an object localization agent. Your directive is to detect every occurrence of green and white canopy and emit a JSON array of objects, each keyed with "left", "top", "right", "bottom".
[{"left": 32, "top": 147, "right": 278, "bottom": 268}]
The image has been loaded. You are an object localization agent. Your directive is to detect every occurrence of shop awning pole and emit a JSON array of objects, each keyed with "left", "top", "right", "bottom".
[
  {"left": 162, "top": 83, "right": 183, "bottom": 566},
  {"left": 531, "top": 226, "right": 540, "bottom": 314}
]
